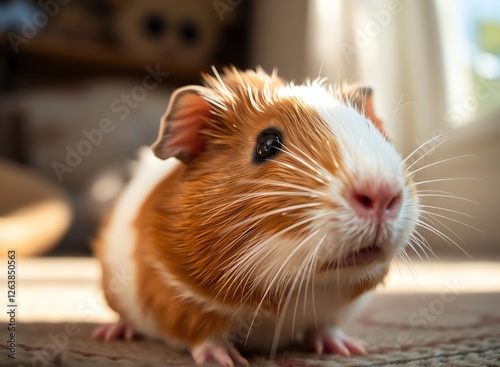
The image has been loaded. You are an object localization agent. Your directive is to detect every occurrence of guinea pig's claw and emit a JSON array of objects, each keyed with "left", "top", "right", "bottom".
[
  {"left": 305, "top": 328, "right": 367, "bottom": 356},
  {"left": 192, "top": 339, "right": 249, "bottom": 367},
  {"left": 92, "top": 321, "right": 135, "bottom": 341}
]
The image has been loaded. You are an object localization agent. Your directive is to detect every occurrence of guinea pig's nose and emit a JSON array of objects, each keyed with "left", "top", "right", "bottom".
[{"left": 349, "top": 183, "right": 403, "bottom": 221}]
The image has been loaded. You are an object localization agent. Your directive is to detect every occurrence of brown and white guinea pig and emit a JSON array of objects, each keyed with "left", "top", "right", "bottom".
[{"left": 93, "top": 67, "right": 420, "bottom": 366}]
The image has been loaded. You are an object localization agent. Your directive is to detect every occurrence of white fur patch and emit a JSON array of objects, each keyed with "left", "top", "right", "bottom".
[
  {"left": 101, "top": 150, "right": 183, "bottom": 338},
  {"left": 279, "top": 83, "right": 417, "bottom": 264},
  {"left": 279, "top": 83, "right": 401, "bottom": 180}
]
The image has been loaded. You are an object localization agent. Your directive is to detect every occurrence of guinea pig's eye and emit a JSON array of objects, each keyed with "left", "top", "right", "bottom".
[
  {"left": 254, "top": 129, "right": 283, "bottom": 163},
  {"left": 142, "top": 14, "right": 167, "bottom": 38}
]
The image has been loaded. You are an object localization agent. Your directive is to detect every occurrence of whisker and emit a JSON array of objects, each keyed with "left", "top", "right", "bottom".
[
  {"left": 291, "top": 231, "right": 321, "bottom": 336},
  {"left": 412, "top": 230, "right": 440, "bottom": 261},
  {"left": 417, "top": 193, "right": 478, "bottom": 205},
  {"left": 279, "top": 145, "right": 326, "bottom": 179},
  {"left": 402, "top": 133, "right": 448, "bottom": 166},
  {"left": 270, "top": 263, "right": 301, "bottom": 360},
  {"left": 244, "top": 226, "right": 321, "bottom": 344},
  {"left": 409, "top": 155, "right": 474, "bottom": 175},
  {"left": 409, "top": 235, "right": 431, "bottom": 261},
  {"left": 406, "top": 236, "right": 425, "bottom": 261},
  {"left": 221, "top": 202, "right": 322, "bottom": 234},
  {"left": 419, "top": 205, "right": 473, "bottom": 218},
  {"left": 234, "top": 191, "right": 323, "bottom": 199},
  {"left": 305, "top": 235, "right": 326, "bottom": 327},
  {"left": 227, "top": 213, "right": 326, "bottom": 289},
  {"left": 384, "top": 95, "right": 412, "bottom": 137},
  {"left": 420, "top": 213, "right": 466, "bottom": 247},
  {"left": 415, "top": 218, "right": 455, "bottom": 247},
  {"left": 420, "top": 210, "right": 482, "bottom": 233},
  {"left": 271, "top": 160, "right": 327, "bottom": 185},
  {"left": 284, "top": 142, "right": 329, "bottom": 176},
  {"left": 398, "top": 248, "right": 420, "bottom": 284},
  {"left": 270, "top": 230, "right": 325, "bottom": 355},
  {"left": 392, "top": 253, "right": 404, "bottom": 278},
  {"left": 295, "top": 253, "right": 315, "bottom": 330},
  {"left": 413, "top": 218, "right": 473, "bottom": 259},
  {"left": 203, "top": 176, "right": 329, "bottom": 221},
  {"left": 414, "top": 177, "right": 479, "bottom": 186},
  {"left": 202, "top": 188, "right": 323, "bottom": 226},
  {"left": 241, "top": 180, "right": 327, "bottom": 197}
]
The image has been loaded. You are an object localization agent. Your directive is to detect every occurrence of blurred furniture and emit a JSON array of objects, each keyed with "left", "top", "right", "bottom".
[
  {"left": 0, "top": 0, "right": 251, "bottom": 158},
  {"left": 0, "top": 36, "right": 199, "bottom": 88},
  {"left": 0, "top": 0, "right": 251, "bottom": 255},
  {"left": 0, "top": 158, "right": 72, "bottom": 257}
]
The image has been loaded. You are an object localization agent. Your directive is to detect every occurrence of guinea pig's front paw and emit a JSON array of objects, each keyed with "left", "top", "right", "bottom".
[
  {"left": 191, "top": 337, "right": 249, "bottom": 367},
  {"left": 305, "top": 327, "right": 367, "bottom": 356},
  {"left": 92, "top": 320, "right": 135, "bottom": 341}
]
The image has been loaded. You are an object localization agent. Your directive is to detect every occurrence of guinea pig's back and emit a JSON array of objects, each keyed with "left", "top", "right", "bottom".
[{"left": 94, "top": 149, "right": 185, "bottom": 334}]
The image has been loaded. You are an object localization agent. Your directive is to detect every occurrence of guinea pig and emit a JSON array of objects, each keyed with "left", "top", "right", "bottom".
[{"left": 93, "top": 67, "right": 420, "bottom": 366}]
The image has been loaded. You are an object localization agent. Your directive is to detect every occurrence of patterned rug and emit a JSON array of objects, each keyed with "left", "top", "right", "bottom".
[{"left": 1, "top": 292, "right": 500, "bottom": 367}]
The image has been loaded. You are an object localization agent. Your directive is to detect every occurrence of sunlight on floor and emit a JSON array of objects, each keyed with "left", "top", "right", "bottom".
[
  {"left": 383, "top": 261, "right": 500, "bottom": 293},
  {"left": 2, "top": 257, "right": 499, "bottom": 322}
]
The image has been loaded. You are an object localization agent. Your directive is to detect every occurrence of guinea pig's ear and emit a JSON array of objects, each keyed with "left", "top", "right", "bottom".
[
  {"left": 342, "top": 85, "right": 386, "bottom": 137},
  {"left": 151, "top": 86, "right": 212, "bottom": 163}
]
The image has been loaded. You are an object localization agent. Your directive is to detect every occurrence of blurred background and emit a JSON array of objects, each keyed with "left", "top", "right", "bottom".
[{"left": 0, "top": 0, "right": 499, "bottom": 259}]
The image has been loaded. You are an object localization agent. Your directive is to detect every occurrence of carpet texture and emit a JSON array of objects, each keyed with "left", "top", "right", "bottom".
[{"left": 2, "top": 293, "right": 500, "bottom": 367}]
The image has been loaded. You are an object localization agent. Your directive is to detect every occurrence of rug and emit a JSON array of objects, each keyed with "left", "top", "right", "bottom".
[
  {"left": 1, "top": 259, "right": 499, "bottom": 366},
  {"left": 2, "top": 293, "right": 500, "bottom": 366}
]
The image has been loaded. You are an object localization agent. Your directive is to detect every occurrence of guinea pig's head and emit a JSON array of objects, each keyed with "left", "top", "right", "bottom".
[{"left": 152, "top": 67, "right": 419, "bottom": 297}]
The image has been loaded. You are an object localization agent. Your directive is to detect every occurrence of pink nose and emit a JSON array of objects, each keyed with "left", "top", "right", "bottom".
[{"left": 349, "top": 183, "right": 403, "bottom": 221}]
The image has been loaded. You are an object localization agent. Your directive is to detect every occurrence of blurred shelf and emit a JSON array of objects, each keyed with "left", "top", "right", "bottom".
[{"left": 0, "top": 34, "right": 202, "bottom": 87}]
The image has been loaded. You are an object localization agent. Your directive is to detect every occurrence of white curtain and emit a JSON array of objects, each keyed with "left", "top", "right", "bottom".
[{"left": 305, "top": 0, "right": 473, "bottom": 156}]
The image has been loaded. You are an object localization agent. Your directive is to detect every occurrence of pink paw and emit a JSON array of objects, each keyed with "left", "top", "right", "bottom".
[
  {"left": 305, "top": 328, "right": 367, "bottom": 356},
  {"left": 92, "top": 321, "right": 135, "bottom": 341},
  {"left": 191, "top": 338, "right": 249, "bottom": 367}
]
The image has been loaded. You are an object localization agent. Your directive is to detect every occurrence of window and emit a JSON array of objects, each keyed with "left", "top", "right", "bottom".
[{"left": 455, "top": 0, "right": 500, "bottom": 125}]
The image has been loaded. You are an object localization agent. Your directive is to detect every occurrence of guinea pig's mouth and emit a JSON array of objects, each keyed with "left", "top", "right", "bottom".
[{"left": 319, "top": 245, "right": 383, "bottom": 272}]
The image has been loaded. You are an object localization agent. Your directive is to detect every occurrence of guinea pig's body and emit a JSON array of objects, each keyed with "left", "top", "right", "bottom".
[{"left": 94, "top": 68, "right": 419, "bottom": 366}]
